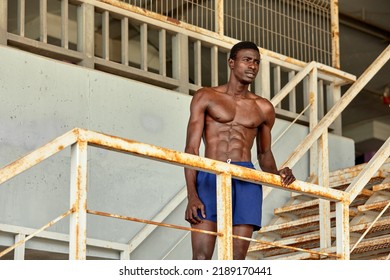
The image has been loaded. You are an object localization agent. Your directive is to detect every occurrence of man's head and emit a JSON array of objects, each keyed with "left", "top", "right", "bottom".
[{"left": 229, "top": 41, "right": 259, "bottom": 60}]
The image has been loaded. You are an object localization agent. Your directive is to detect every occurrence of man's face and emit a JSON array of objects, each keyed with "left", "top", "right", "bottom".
[{"left": 229, "top": 49, "right": 260, "bottom": 84}]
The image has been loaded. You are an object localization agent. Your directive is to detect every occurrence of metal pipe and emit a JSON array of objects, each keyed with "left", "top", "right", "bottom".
[{"left": 0, "top": 209, "right": 73, "bottom": 258}]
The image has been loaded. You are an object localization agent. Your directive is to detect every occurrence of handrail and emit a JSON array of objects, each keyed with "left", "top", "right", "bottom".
[
  {"left": 282, "top": 44, "right": 390, "bottom": 169},
  {"left": 0, "top": 128, "right": 350, "bottom": 259}
]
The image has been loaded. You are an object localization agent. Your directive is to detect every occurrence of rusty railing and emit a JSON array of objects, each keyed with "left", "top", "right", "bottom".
[{"left": 0, "top": 128, "right": 351, "bottom": 260}]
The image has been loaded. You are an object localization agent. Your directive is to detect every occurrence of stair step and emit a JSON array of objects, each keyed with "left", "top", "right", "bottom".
[
  {"left": 249, "top": 231, "right": 320, "bottom": 251},
  {"left": 351, "top": 235, "right": 390, "bottom": 256},
  {"left": 260, "top": 246, "right": 337, "bottom": 260},
  {"left": 259, "top": 212, "right": 336, "bottom": 237},
  {"left": 357, "top": 199, "right": 390, "bottom": 212},
  {"left": 274, "top": 199, "right": 319, "bottom": 215},
  {"left": 350, "top": 217, "right": 390, "bottom": 234},
  {"left": 274, "top": 194, "right": 368, "bottom": 218},
  {"left": 373, "top": 182, "right": 390, "bottom": 192}
]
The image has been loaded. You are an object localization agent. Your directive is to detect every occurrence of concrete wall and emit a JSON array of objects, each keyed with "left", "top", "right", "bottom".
[{"left": 0, "top": 45, "right": 355, "bottom": 259}]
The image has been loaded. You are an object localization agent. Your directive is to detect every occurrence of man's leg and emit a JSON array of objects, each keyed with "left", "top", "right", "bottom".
[
  {"left": 233, "top": 224, "right": 253, "bottom": 260},
  {"left": 191, "top": 220, "right": 217, "bottom": 260}
]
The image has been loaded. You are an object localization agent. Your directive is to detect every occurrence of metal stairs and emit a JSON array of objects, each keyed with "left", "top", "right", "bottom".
[{"left": 247, "top": 160, "right": 390, "bottom": 260}]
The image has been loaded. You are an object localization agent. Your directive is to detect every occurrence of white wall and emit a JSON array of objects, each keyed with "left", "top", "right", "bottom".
[{"left": 0, "top": 46, "right": 355, "bottom": 259}]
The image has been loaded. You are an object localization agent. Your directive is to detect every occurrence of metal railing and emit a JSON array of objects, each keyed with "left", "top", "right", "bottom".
[{"left": 0, "top": 128, "right": 350, "bottom": 260}]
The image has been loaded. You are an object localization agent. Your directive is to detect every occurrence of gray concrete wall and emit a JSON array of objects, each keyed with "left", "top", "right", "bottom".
[{"left": 0, "top": 45, "right": 355, "bottom": 259}]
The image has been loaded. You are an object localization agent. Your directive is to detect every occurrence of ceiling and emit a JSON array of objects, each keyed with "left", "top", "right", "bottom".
[{"left": 338, "top": 0, "right": 390, "bottom": 160}]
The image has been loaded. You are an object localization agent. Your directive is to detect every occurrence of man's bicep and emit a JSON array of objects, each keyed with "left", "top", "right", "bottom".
[
  {"left": 185, "top": 118, "right": 204, "bottom": 154},
  {"left": 257, "top": 123, "right": 272, "bottom": 154},
  {"left": 185, "top": 93, "right": 207, "bottom": 154}
]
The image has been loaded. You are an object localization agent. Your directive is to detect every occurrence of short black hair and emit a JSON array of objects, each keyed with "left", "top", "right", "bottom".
[{"left": 229, "top": 41, "right": 259, "bottom": 60}]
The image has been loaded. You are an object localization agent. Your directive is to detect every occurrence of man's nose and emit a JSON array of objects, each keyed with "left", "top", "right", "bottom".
[{"left": 248, "top": 62, "right": 257, "bottom": 69}]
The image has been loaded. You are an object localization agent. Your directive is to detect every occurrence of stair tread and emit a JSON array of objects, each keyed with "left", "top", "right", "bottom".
[
  {"left": 373, "top": 182, "right": 390, "bottom": 192},
  {"left": 349, "top": 217, "right": 390, "bottom": 233},
  {"left": 274, "top": 195, "right": 368, "bottom": 218},
  {"left": 352, "top": 235, "right": 390, "bottom": 254},
  {"left": 249, "top": 231, "right": 320, "bottom": 251},
  {"left": 259, "top": 212, "right": 336, "bottom": 235},
  {"left": 357, "top": 199, "right": 390, "bottom": 212}
]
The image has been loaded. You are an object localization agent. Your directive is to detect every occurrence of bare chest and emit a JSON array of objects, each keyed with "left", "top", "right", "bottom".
[{"left": 206, "top": 98, "right": 263, "bottom": 128}]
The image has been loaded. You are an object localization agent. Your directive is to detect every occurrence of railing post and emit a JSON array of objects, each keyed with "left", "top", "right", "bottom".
[
  {"left": 328, "top": 83, "right": 342, "bottom": 135},
  {"left": 61, "top": 0, "right": 69, "bottom": 49},
  {"left": 319, "top": 131, "right": 331, "bottom": 255},
  {"left": 0, "top": 0, "right": 7, "bottom": 45},
  {"left": 259, "top": 58, "right": 270, "bottom": 99},
  {"left": 172, "top": 33, "right": 189, "bottom": 94},
  {"left": 309, "top": 67, "right": 318, "bottom": 178},
  {"left": 17, "top": 0, "right": 25, "bottom": 37},
  {"left": 77, "top": 2, "right": 94, "bottom": 68},
  {"left": 14, "top": 233, "right": 26, "bottom": 260},
  {"left": 216, "top": 173, "right": 233, "bottom": 260},
  {"left": 40, "top": 0, "right": 48, "bottom": 43},
  {"left": 335, "top": 200, "right": 350, "bottom": 259},
  {"left": 215, "top": 0, "right": 224, "bottom": 36},
  {"left": 211, "top": 46, "right": 218, "bottom": 86},
  {"left": 330, "top": 0, "right": 340, "bottom": 69},
  {"left": 69, "top": 140, "right": 88, "bottom": 260}
]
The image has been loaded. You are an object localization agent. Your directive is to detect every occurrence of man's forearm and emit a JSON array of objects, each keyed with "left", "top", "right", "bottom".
[
  {"left": 184, "top": 168, "right": 198, "bottom": 198},
  {"left": 258, "top": 151, "right": 279, "bottom": 174}
]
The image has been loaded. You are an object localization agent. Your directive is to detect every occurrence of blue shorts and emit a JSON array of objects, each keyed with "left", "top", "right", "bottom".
[{"left": 196, "top": 162, "right": 263, "bottom": 231}]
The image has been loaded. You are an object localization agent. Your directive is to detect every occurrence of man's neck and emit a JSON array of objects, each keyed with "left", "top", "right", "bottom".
[{"left": 225, "top": 81, "right": 250, "bottom": 97}]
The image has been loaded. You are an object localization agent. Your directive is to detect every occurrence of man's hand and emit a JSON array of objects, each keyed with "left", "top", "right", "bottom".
[
  {"left": 278, "top": 167, "right": 295, "bottom": 186},
  {"left": 185, "top": 196, "right": 206, "bottom": 225}
]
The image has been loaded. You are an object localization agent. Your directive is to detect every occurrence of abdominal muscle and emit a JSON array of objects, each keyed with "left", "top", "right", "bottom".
[{"left": 203, "top": 121, "right": 257, "bottom": 162}]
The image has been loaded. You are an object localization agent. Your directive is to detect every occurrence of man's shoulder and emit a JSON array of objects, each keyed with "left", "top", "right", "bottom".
[
  {"left": 250, "top": 93, "right": 272, "bottom": 105},
  {"left": 251, "top": 94, "right": 275, "bottom": 113},
  {"left": 194, "top": 86, "right": 224, "bottom": 99}
]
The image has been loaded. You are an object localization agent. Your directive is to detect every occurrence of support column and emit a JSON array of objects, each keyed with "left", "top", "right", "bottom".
[
  {"left": 69, "top": 140, "right": 88, "bottom": 260},
  {"left": 216, "top": 173, "right": 233, "bottom": 260},
  {"left": 335, "top": 200, "right": 350, "bottom": 259}
]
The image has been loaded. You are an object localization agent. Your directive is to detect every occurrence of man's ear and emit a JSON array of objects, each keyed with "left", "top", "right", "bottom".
[{"left": 228, "top": 58, "right": 234, "bottom": 69}]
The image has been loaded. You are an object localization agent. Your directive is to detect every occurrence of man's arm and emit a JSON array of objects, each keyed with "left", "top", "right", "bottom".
[
  {"left": 184, "top": 89, "right": 208, "bottom": 224},
  {"left": 256, "top": 100, "right": 295, "bottom": 186}
]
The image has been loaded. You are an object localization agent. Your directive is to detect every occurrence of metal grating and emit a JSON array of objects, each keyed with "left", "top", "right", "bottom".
[
  {"left": 121, "top": 0, "right": 333, "bottom": 65},
  {"left": 123, "top": 0, "right": 216, "bottom": 31}
]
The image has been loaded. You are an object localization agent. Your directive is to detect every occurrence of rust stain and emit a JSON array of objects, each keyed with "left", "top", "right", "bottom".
[
  {"left": 166, "top": 17, "right": 180, "bottom": 25},
  {"left": 87, "top": 209, "right": 221, "bottom": 237}
]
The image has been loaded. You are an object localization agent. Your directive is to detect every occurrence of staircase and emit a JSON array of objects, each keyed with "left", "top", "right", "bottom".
[{"left": 248, "top": 159, "right": 390, "bottom": 260}]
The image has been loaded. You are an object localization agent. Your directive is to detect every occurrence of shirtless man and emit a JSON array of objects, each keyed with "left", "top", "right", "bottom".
[{"left": 184, "top": 41, "right": 295, "bottom": 260}]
